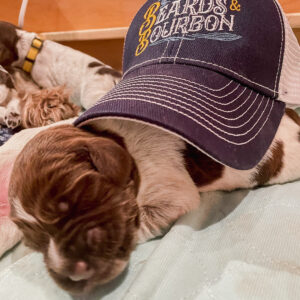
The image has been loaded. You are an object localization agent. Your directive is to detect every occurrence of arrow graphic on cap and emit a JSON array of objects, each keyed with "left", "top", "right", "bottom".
[{"left": 150, "top": 33, "right": 242, "bottom": 46}]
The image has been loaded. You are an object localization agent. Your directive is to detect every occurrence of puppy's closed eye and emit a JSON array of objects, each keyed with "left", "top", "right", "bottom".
[{"left": 86, "top": 227, "right": 103, "bottom": 249}]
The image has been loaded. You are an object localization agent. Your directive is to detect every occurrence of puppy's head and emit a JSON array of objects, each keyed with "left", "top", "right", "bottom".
[
  {"left": 8, "top": 125, "right": 140, "bottom": 294},
  {"left": 0, "top": 21, "right": 19, "bottom": 66},
  {"left": 20, "top": 86, "right": 81, "bottom": 128}
]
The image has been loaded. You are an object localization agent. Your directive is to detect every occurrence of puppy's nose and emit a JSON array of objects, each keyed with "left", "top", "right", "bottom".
[
  {"left": 75, "top": 261, "right": 88, "bottom": 274},
  {"left": 69, "top": 261, "right": 94, "bottom": 281}
]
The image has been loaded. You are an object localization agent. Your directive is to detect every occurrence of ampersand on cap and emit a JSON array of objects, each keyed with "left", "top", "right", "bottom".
[{"left": 230, "top": 0, "right": 241, "bottom": 11}]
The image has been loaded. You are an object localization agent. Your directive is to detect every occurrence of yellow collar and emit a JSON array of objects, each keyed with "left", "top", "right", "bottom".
[{"left": 22, "top": 37, "right": 44, "bottom": 73}]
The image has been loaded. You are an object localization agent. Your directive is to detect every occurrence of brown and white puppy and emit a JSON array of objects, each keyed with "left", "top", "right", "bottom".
[
  {"left": 0, "top": 66, "right": 80, "bottom": 128},
  {"left": 0, "top": 21, "right": 122, "bottom": 110},
  {"left": 6, "top": 108, "right": 300, "bottom": 295},
  {"left": 19, "top": 86, "right": 80, "bottom": 128}
]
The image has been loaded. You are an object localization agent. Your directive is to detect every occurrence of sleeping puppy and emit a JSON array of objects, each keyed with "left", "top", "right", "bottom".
[
  {"left": 19, "top": 86, "right": 80, "bottom": 128},
  {"left": 7, "top": 108, "right": 300, "bottom": 295},
  {"left": 0, "top": 66, "right": 80, "bottom": 128},
  {"left": 0, "top": 21, "right": 122, "bottom": 109}
]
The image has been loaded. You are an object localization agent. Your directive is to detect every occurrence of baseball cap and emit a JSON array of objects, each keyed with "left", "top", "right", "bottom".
[{"left": 75, "top": 0, "right": 300, "bottom": 170}]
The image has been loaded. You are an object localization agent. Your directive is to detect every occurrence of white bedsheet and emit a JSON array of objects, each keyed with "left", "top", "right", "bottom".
[{"left": 1, "top": 182, "right": 300, "bottom": 300}]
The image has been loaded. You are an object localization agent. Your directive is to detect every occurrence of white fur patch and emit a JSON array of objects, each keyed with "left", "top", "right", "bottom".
[
  {"left": 0, "top": 84, "right": 9, "bottom": 104},
  {"left": 48, "top": 239, "right": 64, "bottom": 271},
  {"left": 12, "top": 197, "right": 38, "bottom": 223},
  {"left": 0, "top": 106, "right": 6, "bottom": 124}
]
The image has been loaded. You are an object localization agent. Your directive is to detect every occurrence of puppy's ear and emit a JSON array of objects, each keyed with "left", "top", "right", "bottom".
[
  {"left": 85, "top": 137, "right": 135, "bottom": 187},
  {"left": 0, "top": 44, "right": 15, "bottom": 66}
]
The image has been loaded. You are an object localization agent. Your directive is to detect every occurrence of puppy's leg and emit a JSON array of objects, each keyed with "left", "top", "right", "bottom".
[
  {"left": 5, "top": 94, "right": 21, "bottom": 129},
  {"left": 137, "top": 165, "right": 201, "bottom": 243},
  {"left": 0, "top": 106, "right": 6, "bottom": 125}
]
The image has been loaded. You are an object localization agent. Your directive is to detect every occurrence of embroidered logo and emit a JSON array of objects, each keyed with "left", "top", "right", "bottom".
[
  {"left": 135, "top": 2, "right": 161, "bottom": 56},
  {"left": 136, "top": 0, "right": 242, "bottom": 55}
]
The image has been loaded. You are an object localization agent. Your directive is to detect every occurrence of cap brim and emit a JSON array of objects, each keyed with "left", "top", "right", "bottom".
[{"left": 75, "top": 64, "right": 285, "bottom": 170}]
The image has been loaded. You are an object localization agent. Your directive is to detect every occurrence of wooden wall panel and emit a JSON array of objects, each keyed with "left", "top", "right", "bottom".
[
  {"left": 61, "top": 39, "right": 124, "bottom": 71},
  {"left": 280, "top": 0, "right": 300, "bottom": 13},
  {"left": 0, "top": 0, "right": 145, "bottom": 32},
  {"left": 294, "top": 28, "right": 300, "bottom": 43},
  {"left": 0, "top": 1, "right": 298, "bottom": 33},
  {"left": 0, "top": 0, "right": 22, "bottom": 26}
]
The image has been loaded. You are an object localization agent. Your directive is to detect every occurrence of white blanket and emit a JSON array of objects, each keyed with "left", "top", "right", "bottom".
[{"left": 1, "top": 182, "right": 300, "bottom": 300}]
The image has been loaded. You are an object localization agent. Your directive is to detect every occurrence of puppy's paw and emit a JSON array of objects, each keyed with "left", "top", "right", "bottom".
[
  {"left": 137, "top": 205, "right": 168, "bottom": 243},
  {"left": 4, "top": 110, "right": 21, "bottom": 129}
]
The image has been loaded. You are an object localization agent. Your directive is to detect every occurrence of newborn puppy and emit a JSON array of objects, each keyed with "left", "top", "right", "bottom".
[
  {"left": 9, "top": 125, "right": 140, "bottom": 294},
  {"left": 0, "top": 66, "right": 80, "bottom": 129},
  {"left": 9, "top": 67, "right": 80, "bottom": 128},
  {"left": 19, "top": 86, "right": 80, "bottom": 128},
  {"left": 8, "top": 109, "right": 300, "bottom": 295}
]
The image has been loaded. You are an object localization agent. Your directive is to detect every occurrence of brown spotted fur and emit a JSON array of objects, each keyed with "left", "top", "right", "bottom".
[
  {"left": 183, "top": 143, "right": 224, "bottom": 187},
  {"left": 88, "top": 60, "right": 122, "bottom": 78},
  {"left": 96, "top": 67, "right": 122, "bottom": 78},
  {"left": 253, "top": 141, "right": 284, "bottom": 186},
  {"left": 286, "top": 108, "right": 300, "bottom": 126}
]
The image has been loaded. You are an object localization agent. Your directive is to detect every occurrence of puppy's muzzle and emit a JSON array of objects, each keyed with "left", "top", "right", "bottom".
[{"left": 68, "top": 261, "right": 95, "bottom": 281}]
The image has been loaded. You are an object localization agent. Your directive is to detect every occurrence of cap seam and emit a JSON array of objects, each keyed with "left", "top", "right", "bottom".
[
  {"left": 120, "top": 74, "right": 235, "bottom": 92},
  {"left": 159, "top": 41, "right": 170, "bottom": 63},
  {"left": 124, "top": 58, "right": 277, "bottom": 95},
  {"left": 117, "top": 76, "right": 242, "bottom": 103},
  {"left": 109, "top": 81, "right": 258, "bottom": 116},
  {"left": 174, "top": 35, "right": 185, "bottom": 64},
  {"left": 101, "top": 89, "right": 265, "bottom": 129},
  {"left": 79, "top": 96, "right": 275, "bottom": 145},
  {"left": 102, "top": 88, "right": 262, "bottom": 124},
  {"left": 273, "top": 0, "right": 285, "bottom": 95}
]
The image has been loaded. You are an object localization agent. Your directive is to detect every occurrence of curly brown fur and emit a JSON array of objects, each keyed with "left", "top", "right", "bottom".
[
  {"left": 9, "top": 125, "right": 140, "bottom": 295},
  {"left": 20, "top": 86, "right": 80, "bottom": 128}
]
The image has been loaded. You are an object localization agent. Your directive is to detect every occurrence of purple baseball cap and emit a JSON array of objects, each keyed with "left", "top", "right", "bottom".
[{"left": 75, "top": 0, "right": 300, "bottom": 170}]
